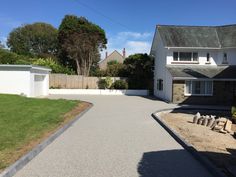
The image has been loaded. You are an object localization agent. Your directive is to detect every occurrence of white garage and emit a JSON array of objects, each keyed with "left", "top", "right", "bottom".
[{"left": 0, "top": 65, "right": 51, "bottom": 97}]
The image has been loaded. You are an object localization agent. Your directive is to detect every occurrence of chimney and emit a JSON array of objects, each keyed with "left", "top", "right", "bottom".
[
  {"left": 122, "top": 48, "right": 126, "bottom": 58},
  {"left": 105, "top": 51, "right": 108, "bottom": 58}
]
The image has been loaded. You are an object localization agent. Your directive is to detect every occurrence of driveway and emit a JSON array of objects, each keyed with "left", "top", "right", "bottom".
[{"left": 14, "top": 95, "right": 213, "bottom": 177}]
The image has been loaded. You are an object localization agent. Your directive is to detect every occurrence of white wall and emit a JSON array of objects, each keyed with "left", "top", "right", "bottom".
[
  {"left": 0, "top": 66, "right": 50, "bottom": 97},
  {"left": 0, "top": 70, "right": 31, "bottom": 96},
  {"left": 154, "top": 33, "right": 172, "bottom": 101},
  {"left": 49, "top": 89, "right": 149, "bottom": 96}
]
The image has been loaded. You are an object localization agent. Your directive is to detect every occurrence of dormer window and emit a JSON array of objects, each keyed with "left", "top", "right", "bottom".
[
  {"left": 173, "top": 52, "right": 198, "bottom": 62},
  {"left": 223, "top": 53, "right": 228, "bottom": 64}
]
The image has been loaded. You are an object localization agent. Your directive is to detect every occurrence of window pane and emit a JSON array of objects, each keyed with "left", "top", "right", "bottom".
[
  {"left": 193, "top": 52, "right": 198, "bottom": 61},
  {"left": 160, "top": 80, "right": 163, "bottom": 90},
  {"left": 192, "top": 81, "right": 201, "bottom": 94},
  {"left": 179, "top": 52, "right": 192, "bottom": 61},
  {"left": 206, "top": 81, "right": 213, "bottom": 94},
  {"left": 173, "top": 52, "right": 178, "bottom": 61},
  {"left": 157, "top": 79, "right": 163, "bottom": 91},
  {"left": 200, "top": 81, "right": 205, "bottom": 94},
  {"left": 207, "top": 53, "right": 210, "bottom": 62},
  {"left": 185, "top": 81, "right": 191, "bottom": 94}
]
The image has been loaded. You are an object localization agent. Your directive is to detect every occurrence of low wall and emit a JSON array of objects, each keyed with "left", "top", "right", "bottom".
[{"left": 49, "top": 89, "right": 149, "bottom": 96}]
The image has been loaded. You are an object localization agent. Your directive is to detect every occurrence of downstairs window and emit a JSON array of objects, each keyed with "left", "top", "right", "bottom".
[
  {"left": 157, "top": 79, "right": 163, "bottom": 91},
  {"left": 185, "top": 81, "right": 213, "bottom": 96}
]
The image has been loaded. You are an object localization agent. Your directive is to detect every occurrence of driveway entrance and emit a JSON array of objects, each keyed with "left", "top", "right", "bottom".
[{"left": 14, "top": 95, "right": 213, "bottom": 177}]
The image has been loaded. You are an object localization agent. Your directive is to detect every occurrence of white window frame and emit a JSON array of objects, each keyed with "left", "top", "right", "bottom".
[
  {"left": 173, "top": 52, "right": 199, "bottom": 62},
  {"left": 184, "top": 80, "right": 213, "bottom": 96}
]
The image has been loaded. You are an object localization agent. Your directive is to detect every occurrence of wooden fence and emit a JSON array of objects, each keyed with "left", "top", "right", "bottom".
[{"left": 49, "top": 74, "right": 126, "bottom": 89}]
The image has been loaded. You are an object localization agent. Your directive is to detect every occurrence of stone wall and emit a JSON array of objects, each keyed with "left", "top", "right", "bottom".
[{"left": 172, "top": 80, "right": 236, "bottom": 105}]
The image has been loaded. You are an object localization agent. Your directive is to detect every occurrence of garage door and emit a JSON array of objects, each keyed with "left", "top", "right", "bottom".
[{"left": 34, "top": 75, "right": 45, "bottom": 96}]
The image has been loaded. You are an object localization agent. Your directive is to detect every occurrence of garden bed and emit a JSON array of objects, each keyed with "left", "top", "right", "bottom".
[
  {"left": 0, "top": 94, "right": 90, "bottom": 172},
  {"left": 159, "top": 111, "right": 236, "bottom": 177}
]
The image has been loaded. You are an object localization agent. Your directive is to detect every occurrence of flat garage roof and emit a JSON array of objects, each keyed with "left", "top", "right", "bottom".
[{"left": 0, "top": 65, "right": 51, "bottom": 72}]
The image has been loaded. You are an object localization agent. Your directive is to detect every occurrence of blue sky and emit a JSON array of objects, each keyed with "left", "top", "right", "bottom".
[{"left": 1, "top": 0, "right": 236, "bottom": 58}]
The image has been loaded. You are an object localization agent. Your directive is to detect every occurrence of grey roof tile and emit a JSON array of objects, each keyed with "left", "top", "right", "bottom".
[
  {"left": 167, "top": 65, "right": 236, "bottom": 79},
  {"left": 158, "top": 24, "right": 236, "bottom": 48}
]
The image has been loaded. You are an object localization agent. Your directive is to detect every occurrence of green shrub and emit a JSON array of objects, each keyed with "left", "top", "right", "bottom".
[
  {"left": 231, "top": 106, "right": 236, "bottom": 123},
  {"left": 0, "top": 49, "right": 33, "bottom": 64},
  {"left": 33, "top": 58, "right": 75, "bottom": 75},
  {"left": 112, "top": 80, "right": 128, "bottom": 89},
  {"left": 98, "top": 77, "right": 113, "bottom": 89}
]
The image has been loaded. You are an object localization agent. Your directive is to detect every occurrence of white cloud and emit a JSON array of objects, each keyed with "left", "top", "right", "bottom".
[
  {"left": 125, "top": 41, "right": 151, "bottom": 55},
  {"left": 100, "top": 31, "right": 153, "bottom": 59},
  {"left": 0, "top": 36, "right": 7, "bottom": 48},
  {"left": 117, "top": 32, "right": 152, "bottom": 40}
]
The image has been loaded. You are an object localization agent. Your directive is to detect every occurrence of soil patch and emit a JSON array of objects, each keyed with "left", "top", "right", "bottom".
[{"left": 159, "top": 111, "right": 236, "bottom": 177}]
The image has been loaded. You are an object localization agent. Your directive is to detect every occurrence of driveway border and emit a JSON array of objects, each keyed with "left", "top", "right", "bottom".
[
  {"left": 152, "top": 106, "right": 229, "bottom": 177},
  {"left": 0, "top": 103, "right": 93, "bottom": 177}
]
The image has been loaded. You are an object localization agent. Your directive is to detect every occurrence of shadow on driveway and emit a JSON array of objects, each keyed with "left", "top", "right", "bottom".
[{"left": 138, "top": 149, "right": 211, "bottom": 177}]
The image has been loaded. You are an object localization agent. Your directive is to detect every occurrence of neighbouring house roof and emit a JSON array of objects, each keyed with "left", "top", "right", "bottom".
[
  {"left": 167, "top": 65, "right": 236, "bottom": 80},
  {"left": 151, "top": 24, "right": 236, "bottom": 53},
  {"left": 98, "top": 50, "right": 124, "bottom": 64},
  {"left": 98, "top": 50, "right": 124, "bottom": 70}
]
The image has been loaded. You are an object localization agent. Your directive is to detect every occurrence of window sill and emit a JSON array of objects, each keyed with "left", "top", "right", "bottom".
[
  {"left": 184, "top": 94, "right": 213, "bottom": 97},
  {"left": 221, "top": 62, "right": 229, "bottom": 65},
  {"left": 171, "top": 61, "right": 199, "bottom": 64}
]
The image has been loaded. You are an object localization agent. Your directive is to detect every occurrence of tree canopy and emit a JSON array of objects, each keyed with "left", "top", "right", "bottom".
[
  {"left": 7, "top": 23, "right": 58, "bottom": 58},
  {"left": 58, "top": 15, "right": 107, "bottom": 76},
  {"left": 123, "top": 53, "right": 154, "bottom": 89}
]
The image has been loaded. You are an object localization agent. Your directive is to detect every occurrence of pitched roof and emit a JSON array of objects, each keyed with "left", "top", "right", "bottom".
[
  {"left": 98, "top": 50, "right": 124, "bottom": 64},
  {"left": 167, "top": 65, "right": 236, "bottom": 79},
  {"left": 157, "top": 24, "right": 236, "bottom": 48}
]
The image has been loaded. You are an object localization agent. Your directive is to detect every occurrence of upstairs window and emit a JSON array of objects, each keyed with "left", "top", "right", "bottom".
[
  {"left": 173, "top": 52, "right": 198, "bottom": 62},
  {"left": 173, "top": 52, "right": 178, "bottom": 61},
  {"left": 223, "top": 53, "right": 228, "bottom": 64}
]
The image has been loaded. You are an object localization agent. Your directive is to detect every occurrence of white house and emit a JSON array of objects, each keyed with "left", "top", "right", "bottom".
[
  {"left": 0, "top": 65, "right": 51, "bottom": 97},
  {"left": 151, "top": 24, "right": 236, "bottom": 105}
]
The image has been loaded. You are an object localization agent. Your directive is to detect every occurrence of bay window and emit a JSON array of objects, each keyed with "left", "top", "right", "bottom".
[{"left": 185, "top": 81, "right": 213, "bottom": 96}]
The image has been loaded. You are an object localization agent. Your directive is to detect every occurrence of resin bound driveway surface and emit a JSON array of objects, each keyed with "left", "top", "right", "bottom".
[{"left": 14, "top": 95, "right": 213, "bottom": 177}]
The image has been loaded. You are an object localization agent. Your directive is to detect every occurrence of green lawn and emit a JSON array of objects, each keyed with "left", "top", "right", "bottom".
[{"left": 0, "top": 94, "right": 79, "bottom": 170}]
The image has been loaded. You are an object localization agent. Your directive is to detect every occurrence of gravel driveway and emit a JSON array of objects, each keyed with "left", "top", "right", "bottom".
[{"left": 14, "top": 95, "right": 213, "bottom": 177}]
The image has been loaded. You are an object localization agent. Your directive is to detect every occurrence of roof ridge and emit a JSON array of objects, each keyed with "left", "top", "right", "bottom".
[
  {"left": 214, "top": 28, "right": 222, "bottom": 48},
  {"left": 157, "top": 24, "right": 236, "bottom": 28}
]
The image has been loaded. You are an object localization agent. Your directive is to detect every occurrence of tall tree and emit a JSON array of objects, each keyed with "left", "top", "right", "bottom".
[
  {"left": 7, "top": 23, "right": 58, "bottom": 58},
  {"left": 58, "top": 15, "right": 107, "bottom": 76}
]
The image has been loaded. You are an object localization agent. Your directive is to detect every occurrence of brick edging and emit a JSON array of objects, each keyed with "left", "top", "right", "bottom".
[
  {"left": 151, "top": 106, "right": 229, "bottom": 177},
  {"left": 0, "top": 103, "right": 93, "bottom": 177}
]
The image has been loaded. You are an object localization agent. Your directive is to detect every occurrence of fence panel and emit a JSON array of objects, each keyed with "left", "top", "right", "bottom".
[{"left": 49, "top": 74, "right": 126, "bottom": 89}]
